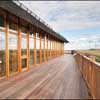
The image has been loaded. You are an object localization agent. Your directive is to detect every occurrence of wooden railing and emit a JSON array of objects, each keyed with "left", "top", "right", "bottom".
[{"left": 74, "top": 52, "right": 100, "bottom": 99}]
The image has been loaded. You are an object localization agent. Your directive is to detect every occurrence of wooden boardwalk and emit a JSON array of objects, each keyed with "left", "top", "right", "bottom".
[{"left": 0, "top": 55, "right": 90, "bottom": 99}]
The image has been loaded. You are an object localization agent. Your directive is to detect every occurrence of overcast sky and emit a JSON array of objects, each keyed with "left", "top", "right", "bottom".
[{"left": 19, "top": 1, "right": 100, "bottom": 50}]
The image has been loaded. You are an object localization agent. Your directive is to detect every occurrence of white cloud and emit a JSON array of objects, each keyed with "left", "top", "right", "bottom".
[
  {"left": 20, "top": 1, "right": 100, "bottom": 31},
  {"left": 65, "top": 34, "right": 100, "bottom": 50},
  {"left": 18, "top": 1, "right": 100, "bottom": 50}
]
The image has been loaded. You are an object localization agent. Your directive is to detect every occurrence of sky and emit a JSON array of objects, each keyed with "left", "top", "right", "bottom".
[{"left": 18, "top": 1, "right": 100, "bottom": 50}]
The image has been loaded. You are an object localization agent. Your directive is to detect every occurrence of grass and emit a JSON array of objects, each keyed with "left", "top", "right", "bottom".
[{"left": 78, "top": 49, "right": 100, "bottom": 63}]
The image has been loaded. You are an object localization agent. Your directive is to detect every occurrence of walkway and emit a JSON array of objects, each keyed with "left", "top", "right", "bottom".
[{"left": 0, "top": 55, "right": 90, "bottom": 99}]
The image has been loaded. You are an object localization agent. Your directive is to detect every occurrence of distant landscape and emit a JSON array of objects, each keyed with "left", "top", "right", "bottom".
[{"left": 79, "top": 49, "right": 100, "bottom": 63}]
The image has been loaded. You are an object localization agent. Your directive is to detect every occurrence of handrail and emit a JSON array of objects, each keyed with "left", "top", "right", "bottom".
[{"left": 74, "top": 52, "right": 100, "bottom": 99}]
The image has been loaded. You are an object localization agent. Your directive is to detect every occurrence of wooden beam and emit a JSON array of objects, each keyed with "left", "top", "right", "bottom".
[
  {"left": 34, "top": 33, "right": 37, "bottom": 65},
  {"left": 54, "top": 40, "right": 56, "bottom": 57},
  {"left": 18, "top": 18, "right": 22, "bottom": 72},
  {"left": 52, "top": 40, "right": 54, "bottom": 58},
  {"left": 61, "top": 42, "right": 62, "bottom": 55},
  {"left": 44, "top": 35, "right": 46, "bottom": 61},
  {"left": 57, "top": 41, "right": 58, "bottom": 56},
  {"left": 47, "top": 35, "right": 48, "bottom": 60},
  {"left": 56, "top": 40, "right": 57, "bottom": 57},
  {"left": 40, "top": 33, "right": 42, "bottom": 64},
  {"left": 50, "top": 37, "right": 51, "bottom": 59},
  {"left": 63, "top": 42, "right": 64, "bottom": 55},
  {"left": 5, "top": 14, "right": 9, "bottom": 78},
  {"left": 27, "top": 26, "right": 30, "bottom": 70},
  {"left": 52, "top": 40, "right": 53, "bottom": 58}
]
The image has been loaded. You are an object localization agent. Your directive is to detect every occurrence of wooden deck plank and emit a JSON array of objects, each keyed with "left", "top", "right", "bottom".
[{"left": 0, "top": 55, "right": 90, "bottom": 99}]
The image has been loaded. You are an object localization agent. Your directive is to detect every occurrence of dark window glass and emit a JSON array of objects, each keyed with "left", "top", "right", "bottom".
[
  {"left": 30, "top": 35, "right": 34, "bottom": 66},
  {"left": 37, "top": 50, "right": 40, "bottom": 64},
  {"left": 37, "top": 33, "right": 39, "bottom": 38},
  {"left": 0, "top": 16, "right": 4, "bottom": 27},
  {"left": 22, "top": 59, "right": 27, "bottom": 68},
  {"left": 0, "top": 31, "right": 5, "bottom": 77}
]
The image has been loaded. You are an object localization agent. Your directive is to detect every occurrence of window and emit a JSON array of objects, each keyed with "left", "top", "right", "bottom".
[
  {"left": 9, "top": 32, "right": 18, "bottom": 73},
  {"left": 0, "top": 31, "right": 5, "bottom": 77},
  {"left": 0, "top": 16, "right": 4, "bottom": 27},
  {"left": 36, "top": 33, "right": 39, "bottom": 38},
  {"left": 22, "top": 59, "right": 27, "bottom": 68},
  {"left": 30, "top": 34, "right": 34, "bottom": 66},
  {"left": 9, "top": 19, "right": 17, "bottom": 31},
  {"left": 36, "top": 38, "right": 40, "bottom": 64},
  {"left": 0, "top": 15, "right": 5, "bottom": 77},
  {"left": 21, "top": 33, "right": 27, "bottom": 56},
  {"left": 41, "top": 40, "right": 44, "bottom": 62},
  {"left": 21, "top": 26, "right": 27, "bottom": 69}
]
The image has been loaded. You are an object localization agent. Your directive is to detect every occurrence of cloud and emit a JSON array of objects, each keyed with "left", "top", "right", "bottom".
[
  {"left": 19, "top": 1, "right": 100, "bottom": 50},
  {"left": 20, "top": 1, "right": 100, "bottom": 31},
  {"left": 65, "top": 34, "right": 100, "bottom": 50}
]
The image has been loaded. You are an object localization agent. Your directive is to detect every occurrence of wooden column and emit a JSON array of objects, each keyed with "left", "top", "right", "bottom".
[
  {"left": 60, "top": 42, "right": 61, "bottom": 55},
  {"left": 53, "top": 40, "right": 54, "bottom": 58},
  {"left": 57, "top": 41, "right": 58, "bottom": 56},
  {"left": 56, "top": 40, "right": 57, "bottom": 57},
  {"left": 56, "top": 40, "right": 58, "bottom": 56},
  {"left": 63, "top": 42, "right": 64, "bottom": 55},
  {"left": 44, "top": 35, "right": 46, "bottom": 61},
  {"left": 50, "top": 38, "right": 51, "bottom": 59},
  {"left": 47, "top": 35, "right": 48, "bottom": 60},
  {"left": 61, "top": 42, "right": 62, "bottom": 55},
  {"left": 54, "top": 39, "right": 56, "bottom": 57},
  {"left": 62, "top": 43, "right": 64, "bottom": 55},
  {"left": 54, "top": 38, "right": 55, "bottom": 58},
  {"left": 52, "top": 40, "right": 53, "bottom": 58},
  {"left": 34, "top": 33, "right": 37, "bottom": 65},
  {"left": 58, "top": 41, "right": 59, "bottom": 56},
  {"left": 18, "top": 18, "right": 21, "bottom": 72},
  {"left": 40, "top": 33, "right": 42, "bottom": 64},
  {"left": 27, "top": 27, "right": 30, "bottom": 70},
  {"left": 62, "top": 42, "right": 63, "bottom": 55},
  {"left": 59, "top": 42, "right": 60, "bottom": 56},
  {"left": 5, "top": 14, "right": 9, "bottom": 77},
  {"left": 55, "top": 40, "right": 57, "bottom": 57}
]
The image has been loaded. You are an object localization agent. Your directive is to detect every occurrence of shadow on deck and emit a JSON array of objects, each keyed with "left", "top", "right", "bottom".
[{"left": 0, "top": 55, "right": 90, "bottom": 99}]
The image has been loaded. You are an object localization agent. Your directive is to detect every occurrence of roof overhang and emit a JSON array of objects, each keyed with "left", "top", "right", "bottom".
[{"left": 0, "top": 1, "right": 69, "bottom": 43}]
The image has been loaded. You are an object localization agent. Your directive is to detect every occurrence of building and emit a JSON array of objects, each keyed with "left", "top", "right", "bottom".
[{"left": 0, "top": 1, "right": 68, "bottom": 78}]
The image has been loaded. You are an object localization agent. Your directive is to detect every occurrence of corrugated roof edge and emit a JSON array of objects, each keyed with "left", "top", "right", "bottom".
[{"left": 0, "top": 1, "right": 69, "bottom": 43}]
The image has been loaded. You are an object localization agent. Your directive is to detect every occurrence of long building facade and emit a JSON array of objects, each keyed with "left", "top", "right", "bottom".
[{"left": 0, "top": 1, "right": 68, "bottom": 79}]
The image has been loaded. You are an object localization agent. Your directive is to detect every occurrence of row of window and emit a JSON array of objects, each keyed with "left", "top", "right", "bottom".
[{"left": 0, "top": 15, "right": 63, "bottom": 78}]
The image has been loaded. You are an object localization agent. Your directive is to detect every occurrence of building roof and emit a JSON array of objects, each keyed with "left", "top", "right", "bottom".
[{"left": 0, "top": 1, "right": 68, "bottom": 43}]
